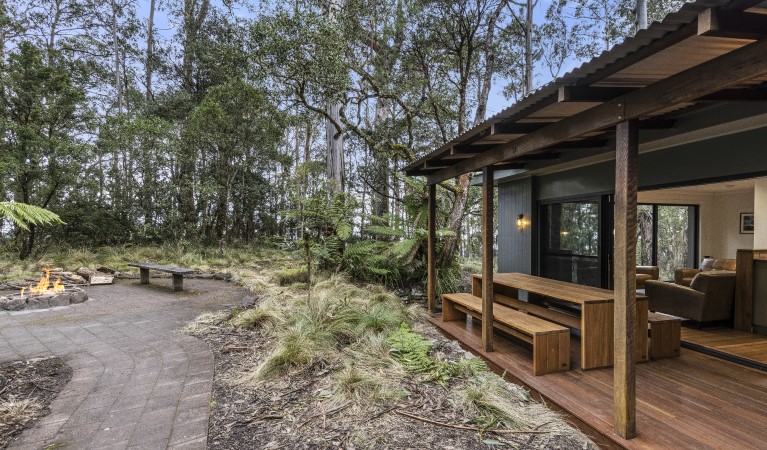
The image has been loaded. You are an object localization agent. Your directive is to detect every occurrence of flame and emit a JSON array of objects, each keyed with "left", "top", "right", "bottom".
[{"left": 22, "top": 268, "right": 66, "bottom": 296}]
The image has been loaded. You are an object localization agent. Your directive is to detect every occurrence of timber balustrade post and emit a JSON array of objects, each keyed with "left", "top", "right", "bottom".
[
  {"left": 482, "top": 166, "right": 495, "bottom": 352},
  {"left": 427, "top": 183, "right": 437, "bottom": 314},
  {"left": 614, "top": 119, "right": 638, "bottom": 439}
]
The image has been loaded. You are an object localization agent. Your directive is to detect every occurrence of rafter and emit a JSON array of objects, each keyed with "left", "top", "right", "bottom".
[{"left": 426, "top": 38, "right": 767, "bottom": 184}]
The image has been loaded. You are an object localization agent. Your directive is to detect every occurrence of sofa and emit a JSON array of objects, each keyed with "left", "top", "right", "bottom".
[
  {"left": 645, "top": 271, "right": 736, "bottom": 323},
  {"left": 674, "top": 257, "right": 736, "bottom": 286},
  {"left": 636, "top": 266, "right": 659, "bottom": 289}
]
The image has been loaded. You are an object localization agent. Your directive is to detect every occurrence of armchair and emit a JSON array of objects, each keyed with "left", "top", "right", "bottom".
[
  {"left": 646, "top": 271, "right": 736, "bottom": 323},
  {"left": 674, "top": 257, "right": 736, "bottom": 286},
  {"left": 636, "top": 266, "right": 659, "bottom": 289}
]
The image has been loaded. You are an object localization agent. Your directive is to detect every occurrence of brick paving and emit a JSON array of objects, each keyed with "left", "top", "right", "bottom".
[{"left": 0, "top": 279, "right": 243, "bottom": 450}]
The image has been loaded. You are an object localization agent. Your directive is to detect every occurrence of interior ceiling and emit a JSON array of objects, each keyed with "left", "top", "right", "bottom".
[{"left": 645, "top": 176, "right": 766, "bottom": 195}]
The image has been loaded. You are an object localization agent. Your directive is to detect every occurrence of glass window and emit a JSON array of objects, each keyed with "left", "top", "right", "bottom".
[
  {"left": 635, "top": 204, "right": 697, "bottom": 281},
  {"left": 540, "top": 200, "right": 601, "bottom": 287}
]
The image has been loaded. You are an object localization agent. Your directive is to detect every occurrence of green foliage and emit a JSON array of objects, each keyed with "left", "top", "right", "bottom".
[
  {"left": 0, "top": 202, "right": 63, "bottom": 231},
  {"left": 228, "top": 306, "right": 281, "bottom": 329},
  {"left": 275, "top": 266, "right": 309, "bottom": 286},
  {"left": 333, "top": 363, "right": 408, "bottom": 403},
  {"left": 452, "top": 374, "right": 545, "bottom": 431},
  {"left": 387, "top": 324, "right": 487, "bottom": 385}
]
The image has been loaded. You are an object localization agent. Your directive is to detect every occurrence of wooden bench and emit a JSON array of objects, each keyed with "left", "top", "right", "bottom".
[
  {"left": 648, "top": 312, "right": 681, "bottom": 359},
  {"left": 127, "top": 263, "right": 196, "bottom": 292},
  {"left": 442, "top": 293, "right": 570, "bottom": 375}
]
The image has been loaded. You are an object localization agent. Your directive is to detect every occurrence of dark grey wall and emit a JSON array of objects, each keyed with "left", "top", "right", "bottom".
[
  {"left": 499, "top": 126, "right": 767, "bottom": 275},
  {"left": 537, "top": 126, "right": 767, "bottom": 200},
  {"left": 497, "top": 177, "right": 534, "bottom": 274}
]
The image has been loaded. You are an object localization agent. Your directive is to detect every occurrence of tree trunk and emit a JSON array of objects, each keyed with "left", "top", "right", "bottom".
[
  {"left": 439, "top": 173, "right": 472, "bottom": 266},
  {"left": 372, "top": 97, "right": 390, "bottom": 217},
  {"left": 475, "top": 1, "right": 507, "bottom": 125},
  {"left": 111, "top": 0, "right": 122, "bottom": 114},
  {"left": 524, "top": 0, "right": 533, "bottom": 95},
  {"left": 636, "top": 0, "right": 648, "bottom": 31},
  {"left": 145, "top": 0, "right": 156, "bottom": 102},
  {"left": 326, "top": 102, "right": 345, "bottom": 193}
]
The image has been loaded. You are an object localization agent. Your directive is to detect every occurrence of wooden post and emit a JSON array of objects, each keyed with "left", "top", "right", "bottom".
[
  {"left": 614, "top": 120, "right": 638, "bottom": 439},
  {"left": 140, "top": 268, "right": 150, "bottom": 285},
  {"left": 427, "top": 183, "right": 437, "bottom": 314},
  {"left": 482, "top": 166, "right": 495, "bottom": 352}
]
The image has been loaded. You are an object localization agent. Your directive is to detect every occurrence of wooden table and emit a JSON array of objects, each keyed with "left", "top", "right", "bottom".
[{"left": 473, "top": 273, "right": 648, "bottom": 369}]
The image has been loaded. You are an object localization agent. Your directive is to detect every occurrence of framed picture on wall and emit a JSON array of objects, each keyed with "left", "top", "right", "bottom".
[{"left": 740, "top": 212, "right": 754, "bottom": 234}]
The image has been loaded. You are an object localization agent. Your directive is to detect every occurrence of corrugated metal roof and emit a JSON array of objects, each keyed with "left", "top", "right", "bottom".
[{"left": 403, "top": 0, "right": 766, "bottom": 176}]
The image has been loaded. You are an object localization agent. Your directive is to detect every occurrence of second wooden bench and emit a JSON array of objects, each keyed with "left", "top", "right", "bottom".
[{"left": 442, "top": 293, "right": 570, "bottom": 375}]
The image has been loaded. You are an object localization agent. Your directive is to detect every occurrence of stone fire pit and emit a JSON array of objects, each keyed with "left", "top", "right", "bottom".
[{"left": 0, "top": 286, "right": 88, "bottom": 311}]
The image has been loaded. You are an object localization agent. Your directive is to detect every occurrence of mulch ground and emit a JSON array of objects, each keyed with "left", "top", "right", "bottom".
[
  {"left": 0, "top": 357, "right": 72, "bottom": 449},
  {"left": 195, "top": 311, "right": 595, "bottom": 450}
]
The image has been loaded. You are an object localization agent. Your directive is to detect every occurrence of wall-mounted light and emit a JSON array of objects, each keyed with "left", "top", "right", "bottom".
[{"left": 517, "top": 214, "right": 527, "bottom": 230}]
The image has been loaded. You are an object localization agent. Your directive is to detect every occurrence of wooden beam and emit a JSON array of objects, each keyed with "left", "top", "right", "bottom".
[
  {"left": 426, "top": 38, "right": 767, "bottom": 184},
  {"left": 427, "top": 184, "right": 437, "bottom": 315},
  {"left": 613, "top": 120, "right": 638, "bottom": 439},
  {"left": 515, "top": 152, "right": 561, "bottom": 161},
  {"left": 558, "top": 86, "right": 634, "bottom": 102},
  {"left": 492, "top": 122, "right": 549, "bottom": 135},
  {"left": 698, "top": 87, "right": 767, "bottom": 102},
  {"left": 698, "top": 8, "right": 767, "bottom": 40},
  {"left": 638, "top": 118, "right": 676, "bottom": 129},
  {"left": 492, "top": 162, "right": 526, "bottom": 171},
  {"left": 482, "top": 165, "right": 494, "bottom": 353},
  {"left": 547, "top": 139, "right": 608, "bottom": 149}
]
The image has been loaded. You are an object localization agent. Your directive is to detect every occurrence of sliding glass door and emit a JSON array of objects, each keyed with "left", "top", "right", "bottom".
[
  {"left": 636, "top": 204, "right": 698, "bottom": 281},
  {"left": 540, "top": 199, "right": 603, "bottom": 287}
]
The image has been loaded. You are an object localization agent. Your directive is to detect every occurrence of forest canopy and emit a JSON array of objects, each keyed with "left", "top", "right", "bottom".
[{"left": 0, "top": 0, "right": 689, "bottom": 287}]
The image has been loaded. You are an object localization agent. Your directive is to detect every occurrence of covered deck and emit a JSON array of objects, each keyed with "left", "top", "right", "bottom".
[
  {"left": 404, "top": 0, "right": 767, "bottom": 442},
  {"left": 431, "top": 315, "right": 767, "bottom": 449}
]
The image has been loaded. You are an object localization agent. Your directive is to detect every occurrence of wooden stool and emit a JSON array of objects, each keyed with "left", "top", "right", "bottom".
[{"left": 648, "top": 312, "right": 681, "bottom": 359}]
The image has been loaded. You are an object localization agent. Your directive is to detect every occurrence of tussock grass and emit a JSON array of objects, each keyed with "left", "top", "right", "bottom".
[
  {"left": 0, "top": 244, "right": 295, "bottom": 281},
  {"left": 274, "top": 266, "right": 309, "bottom": 286},
  {"left": 0, "top": 399, "right": 42, "bottom": 430},
  {"left": 182, "top": 311, "right": 229, "bottom": 333},
  {"left": 333, "top": 363, "right": 408, "bottom": 403},
  {"left": 228, "top": 305, "right": 281, "bottom": 329},
  {"left": 452, "top": 373, "right": 565, "bottom": 432}
]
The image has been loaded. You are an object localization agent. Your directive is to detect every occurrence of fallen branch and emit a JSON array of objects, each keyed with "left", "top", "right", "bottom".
[{"left": 394, "top": 410, "right": 549, "bottom": 434}]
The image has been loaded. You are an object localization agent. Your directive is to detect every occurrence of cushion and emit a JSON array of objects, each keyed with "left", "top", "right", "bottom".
[{"left": 636, "top": 274, "right": 653, "bottom": 283}]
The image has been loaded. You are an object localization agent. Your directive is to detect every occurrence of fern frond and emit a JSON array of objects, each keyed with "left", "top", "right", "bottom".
[{"left": 0, "top": 202, "right": 64, "bottom": 231}]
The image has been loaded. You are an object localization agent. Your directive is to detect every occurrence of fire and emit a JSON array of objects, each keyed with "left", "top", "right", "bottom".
[{"left": 22, "top": 268, "right": 66, "bottom": 297}]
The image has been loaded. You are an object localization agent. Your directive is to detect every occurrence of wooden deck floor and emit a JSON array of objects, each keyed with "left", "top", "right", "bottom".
[
  {"left": 430, "top": 316, "right": 767, "bottom": 450},
  {"left": 681, "top": 326, "right": 767, "bottom": 366}
]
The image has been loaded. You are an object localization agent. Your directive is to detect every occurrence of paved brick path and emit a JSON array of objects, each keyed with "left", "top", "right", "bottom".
[{"left": 0, "top": 279, "right": 243, "bottom": 450}]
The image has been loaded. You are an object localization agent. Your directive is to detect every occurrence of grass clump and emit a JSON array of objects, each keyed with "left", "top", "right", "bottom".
[
  {"left": 452, "top": 373, "right": 559, "bottom": 431},
  {"left": 274, "top": 266, "right": 309, "bottom": 286},
  {"left": 182, "top": 311, "right": 228, "bottom": 333},
  {"left": 0, "top": 399, "right": 42, "bottom": 431},
  {"left": 228, "top": 305, "right": 281, "bottom": 329},
  {"left": 333, "top": 363, "right": 408, "bottom": 403}
]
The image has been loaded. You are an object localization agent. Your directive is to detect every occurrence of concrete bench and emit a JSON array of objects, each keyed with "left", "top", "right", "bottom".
[
  {"left": 442, "top": 292, "right": 570, "bottom": 375},
  {"left": 127, "top": 263, "right": 196, "bottom": 292},
  {"left": 648, "top": 312, "right": 681, "bottom": 359}
]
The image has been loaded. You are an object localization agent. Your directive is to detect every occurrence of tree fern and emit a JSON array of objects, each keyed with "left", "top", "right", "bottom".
[{"left": 0, "top": 202, "right": 64, "bottom": 231}]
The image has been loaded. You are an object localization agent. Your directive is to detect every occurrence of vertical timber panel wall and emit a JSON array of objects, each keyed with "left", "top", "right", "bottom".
[
  {"left": 498, "top": 178, "right": 534, "bottom": 274},
  {"left": 614, "top": 120, "right": 638, "bottom": 439},
  {"left": 482, "top": 166, "right": 495, "bottom": 352}
]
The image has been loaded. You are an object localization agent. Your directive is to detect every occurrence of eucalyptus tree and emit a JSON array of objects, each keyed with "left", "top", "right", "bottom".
[{"left": 0, "top": 42, "right": 91, "bottom": 257}]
